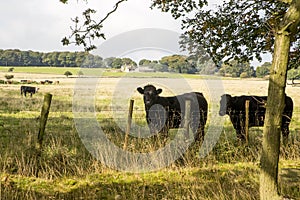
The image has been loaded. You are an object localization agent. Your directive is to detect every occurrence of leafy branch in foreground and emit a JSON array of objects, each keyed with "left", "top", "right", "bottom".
[
  {"left": 61, "top": 0, "right": 206, "bottom": 51},
  {"left": 61, "top": 0, "right": 128, "bottom": 51},
  {"left": 180, "top": 1, "right": 285, "bottom": 63}
]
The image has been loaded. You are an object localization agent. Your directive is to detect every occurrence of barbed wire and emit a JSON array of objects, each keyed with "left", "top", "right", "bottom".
[
  {"left": 1, "top": 107, "right": 299, "bottom": 113},
  {"left": 1, "top": 108, "right": 299, "bottom": 118}
]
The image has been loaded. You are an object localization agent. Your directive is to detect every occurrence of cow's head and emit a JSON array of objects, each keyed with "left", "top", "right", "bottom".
[
  {"left": 137, "top": 85, "right": 162, "bottom": 106},
  {"left": 219, "top": 94, "right": 232, "bottom": 116},
  {"left": 36, "top": 88, "right": 39, "bottom": 93}
]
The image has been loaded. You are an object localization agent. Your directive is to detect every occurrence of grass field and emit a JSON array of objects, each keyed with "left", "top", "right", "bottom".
[
  {"left": 0, "top": 69, "right": 299, "bottom": 199},
  {"left": 0, "top": 66, "right": 83, "bottom": 75},
  {"left": 0, "top": 66, "right": 222, "bottom": 79}
]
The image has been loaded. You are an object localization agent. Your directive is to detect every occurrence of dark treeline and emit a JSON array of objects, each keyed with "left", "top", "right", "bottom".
[{"left": 0, "top": 49, "right": 104, "bottom": 68}]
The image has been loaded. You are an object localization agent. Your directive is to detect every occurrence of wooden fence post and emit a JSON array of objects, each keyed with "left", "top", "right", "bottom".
[
  {"left": 245, "top": 100, "right": 250, "bottom": 145},
  {"left": 123, "top": 99, "right": 134, "bottom": 150},
  {"left": 37, "top": 93, "right": 53, "bottom": 148},
  {"left": 184, "top": 100, "right": 191, "bottom": 140},
  {"left": 36, "top": 93, "right": 52, "bottom": 177}
]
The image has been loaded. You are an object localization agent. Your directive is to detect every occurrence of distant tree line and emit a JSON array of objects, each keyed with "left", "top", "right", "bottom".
[
  {"left": 139, "top": 55, "right": 218, "bottom": 74},
  {"left": 2, "top": 49, "right": 297, "bottom": 78},
  {"left": 140, "top": 55, "right": 276, "bottom": 78},
  {"left": 103, "top": 57, "right": 137, "bottom": 69},
  {"left": 0, "top": 49, "right": 105, "bottom": 68},
  {"left": 254, "top": 62, "right": 298, "bottom": 79}
]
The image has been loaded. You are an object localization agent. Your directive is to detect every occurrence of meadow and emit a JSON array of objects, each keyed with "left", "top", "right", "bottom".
[
  {"left": 0, "top": 66, "right": 224, "bottom": 79},
  {"left": 0, "top": 68, "right": 299, "bottom": 199}
]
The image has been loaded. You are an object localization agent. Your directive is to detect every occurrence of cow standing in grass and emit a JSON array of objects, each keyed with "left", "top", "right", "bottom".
[
  {"left": 137, "top": 84, "right": 208, "bottom": 142},
  {"left": 20, "top": 86, "right": 39, "bottom": 97},
  {"left": 219, "top": 94, "right": 293, "bottom": 144}
]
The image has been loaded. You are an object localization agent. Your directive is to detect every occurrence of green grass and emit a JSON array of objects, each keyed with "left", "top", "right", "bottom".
[
  {"left": 1, "top": 161, "right": 299, "bottom": 200},
  {"left": 0, "top": 76, "right": 299, "bottom": 199},
  {"left": 0, "top": 66, "right": 83, "bottom": 75},
  {"left": 0, "top": 163, "right": 261, "bottom": 200}
]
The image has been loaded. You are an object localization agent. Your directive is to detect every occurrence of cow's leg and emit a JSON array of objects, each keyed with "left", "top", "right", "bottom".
[
  {"left": 194, "top": 118, "right": 205, "bottom": 142},
  {"left": 147, "top": 122, "right": 156, "bottom": 136},
  {"left": 233, "top": 121, "right": 246, "bottom": 142},
  {"left": 189, "top": 111, "right": 204, "bottom": 142},
  {"left": 147, "top": 120, "right": 168, "bottom": 145},
  {"left": 281, "top": 124, "right": 290, "bottom": 146},
  {"left": 194, "top": 127, "right": 205, "bottom": 143},
  {"left": 238, "top": 128, "right": 246, "bottom": 142},
  {"left": 30, "top": 92, "right": 33, "bottom": 97},
  {"left": 238, "top": 114, "right": 247, "bottom": 142},
  {"left": 159, "top": 125, "right": 169, "bottom": 141},
  {"left": 156, "top": 111, "right": 169, "bottom": 143},
  {"left": 24, "top": 91, "right": 27, "bottom": 97}
]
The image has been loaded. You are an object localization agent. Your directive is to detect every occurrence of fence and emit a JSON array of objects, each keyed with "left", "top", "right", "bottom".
[
  {"left": 1, "top": 94, "right": 299, "bottom": 142},
  {"left": 0, "top": 93, "right": 299, "bottom": 177}
]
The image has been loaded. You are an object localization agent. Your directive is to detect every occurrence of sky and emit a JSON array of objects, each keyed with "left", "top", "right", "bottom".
[
  {"left": 0, "top": 0, "right": 182, "bottom": 51},
  {"left": 0, "top": 0, "right": 270, "bottom": 66}
]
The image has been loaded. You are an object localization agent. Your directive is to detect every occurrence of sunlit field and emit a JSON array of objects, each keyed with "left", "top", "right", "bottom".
[{"left": 0, "top": 70, "right": 299, "bottom": 199}]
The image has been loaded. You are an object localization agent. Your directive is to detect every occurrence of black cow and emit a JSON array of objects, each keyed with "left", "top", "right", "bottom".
[
  {"left": 20, "top": 86, "right": 39, "bottom": 97},
  {"left": 137, "top": 84, "right": 208, "bottom": 141},
  {"left": 219, "top": 94, "right": 293, "bottom": 143}
]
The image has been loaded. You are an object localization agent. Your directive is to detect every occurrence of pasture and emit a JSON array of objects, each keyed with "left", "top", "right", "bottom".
[{"left": 0, "top": 70, "right": 299, "bottom": 199}]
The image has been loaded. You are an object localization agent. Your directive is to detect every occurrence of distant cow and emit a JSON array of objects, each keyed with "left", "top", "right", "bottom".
[
  {"left": 45, "top": 80, "right": 53, "bottom": 84},
  {"left": 20, "top": 86, "right": 39, "bottom": 97},
  {"left": 219, "top": 94, "right": 293, "bottom": 143},
  {"left": 137, "top": 84, "right": 208, "bottom": 141}
]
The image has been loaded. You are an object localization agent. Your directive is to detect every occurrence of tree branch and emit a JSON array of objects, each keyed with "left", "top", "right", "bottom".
[
  {"left": 62, "top": 0, "right": 129, "bottom": 50},
  {"left": 81, "top": 0, "right": 128, "bottom": 39},
  {"left": 280, "top": 0, "right": 300, "bottom": 34},
  {"left": 278, "top": 20, "right": 296, "bottom": 34},
  {"left": 277, "top": 0, "right": 292, "bottom": 4},
  {"left": 99, "top": 0, "right": 128, "bottom": 25}
]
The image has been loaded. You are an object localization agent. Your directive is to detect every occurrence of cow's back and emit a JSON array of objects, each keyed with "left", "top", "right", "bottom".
[
  {"left": 231, "top": 96, "right": 266, "bottom": 112},
  {"left": 231, "top": 95, "right": 292, "bottom": 126},
  {"left": 166, "top": 92, "right": 207, "bottom": 111},
  {"left": 228, "top": 96, "right": 266, "bottom": 127},
  {"left": 160, "top": 92, "right": 207, "bottom": 128}
]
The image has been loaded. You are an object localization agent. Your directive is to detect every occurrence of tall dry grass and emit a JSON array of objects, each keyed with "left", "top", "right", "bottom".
[{"left": 0, "top": 77, "right": 299, "bottom": 199}]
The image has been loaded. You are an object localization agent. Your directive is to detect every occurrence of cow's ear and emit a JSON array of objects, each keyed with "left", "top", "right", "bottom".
[
  {"left": 137, "top": 87, "right": 144, "bottom": 94},
  {"left": 156, "top": 89, "right": 162, "bottom": 95}
]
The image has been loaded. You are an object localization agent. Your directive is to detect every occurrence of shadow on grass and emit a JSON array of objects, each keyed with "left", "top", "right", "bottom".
[
  {"left": 1, "top": 167, "right": 260, "bottom": 200},
  {"left": 1, "top": 167, "right": 297, "bottom": 200}
]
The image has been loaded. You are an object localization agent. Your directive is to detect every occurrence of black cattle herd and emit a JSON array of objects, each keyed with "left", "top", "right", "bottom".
[
  {"left": 19, "top": 83, "right": 294, "bottom": 143},
  {"left": 137, "top": 84, "right": 294, "bottom": 143}
]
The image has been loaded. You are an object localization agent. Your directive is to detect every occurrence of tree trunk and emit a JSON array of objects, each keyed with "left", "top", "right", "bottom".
[
  {"left": 260, "top": 1, "right": 300, "bottom": 199},
  {"left": 260, "top": 30, "right": 290, "bottom": 200}
]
